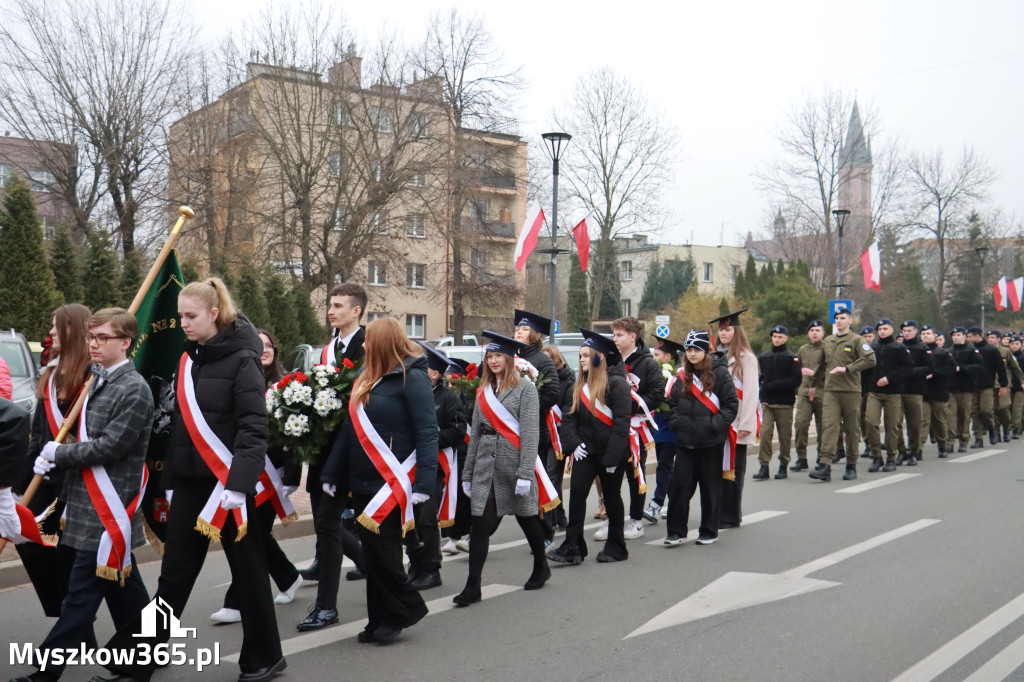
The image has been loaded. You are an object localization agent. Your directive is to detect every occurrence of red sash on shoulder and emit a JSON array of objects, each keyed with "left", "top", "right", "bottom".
[
  {"left": 580, "top": 384, "right": 614, "bottom": 427},
  {"left": 350, "top": 397, "right": 416, "bottom": 535},
  {"left": 320, "top": 339, "right": 337, "bottom": 366},
  {"left": 437, "top": 447, "right": 456, "bottom": 527},
  {"left": 43, "top": 372, "right": 84, "bottom": 440}
]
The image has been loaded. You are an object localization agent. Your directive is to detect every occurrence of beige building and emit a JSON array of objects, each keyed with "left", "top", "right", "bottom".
[{"left": 0, "top": 134, "right": 75, "bottom": 240}]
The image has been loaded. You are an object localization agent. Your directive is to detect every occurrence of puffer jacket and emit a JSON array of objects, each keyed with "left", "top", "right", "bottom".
[
  {"left": 624, "top": 339, "right": 665, "bottom": 415},
  {"left": 559, "top": 361, "right": 632, "bottom": 468},
  {"left": 668, "top": 354, "right": 738, "bottom": 449}
]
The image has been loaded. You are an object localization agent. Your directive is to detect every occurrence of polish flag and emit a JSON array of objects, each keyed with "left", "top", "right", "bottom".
[
  {"left": 993, "top": 276, "right": 1008, "bottom": 311},
  {"left": 1010, "top": 277, "right": 1024, "bottom": 313},
  {"left": 513, "top": 202, "right": 546, "bottom": 271},
  {"left": 860, "top": 241, "right": 881, "bottom": 291},
  {"left": 572, "top": 210, "right": 596, "bottom": 271}
]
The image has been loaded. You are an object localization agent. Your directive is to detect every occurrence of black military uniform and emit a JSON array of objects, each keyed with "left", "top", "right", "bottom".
[
  {"left": 864, "top": 321, "right": 913, "bottom": 472},
  {"left": 755, "top": 325, "right": 802, "bottom": 479},
  {"left": 1012, "top": 338, "right": 1024, "bottom": 437},
  {"left": 923, "top": 326, "right": 955, "bottom": 457},
  {"left": 896, "top": 321, "right": 934, "bottom": 465},
  {"left": 970, "top": 327, "right": 1006, "bottom": 447},
  {"left": 949, "top": 327, "right": 981, "bottom": 451}
]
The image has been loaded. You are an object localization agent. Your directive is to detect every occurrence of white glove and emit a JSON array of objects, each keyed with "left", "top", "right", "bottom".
[
  {"left": 323, "top": 483, "right": 337, "bottom": 498},
  {"left": 572, "top": 443, "right": 588, "bottom": 462},
  {"left": 33, "top": 455, "right": 55, "bottom": 477},
  {"left": 606, "top": 466, "right": 617, "bottom": 474},
  {"left": 41, "top": 441, "right": 58, "bottom": 462},
  {"left": 461, "top": 481, "right": 471, "bottom": 497},
  {"left": 411, "top": 492, "right": 430, "bottom": 505},
  {"left": 165, "top": 490, "right": 173, "bottom": 505},
  {"left": 0, "top": 488, "right": 19, "bottom": 539},
  {"left": 514, "top": 478, "right": 531, "bottom": 496},
  {"left": 219, "top": 490, "right": 246, "bottom": 510},
  {"left": 282, "top": 485, "right": 298, "bottom": 498}
]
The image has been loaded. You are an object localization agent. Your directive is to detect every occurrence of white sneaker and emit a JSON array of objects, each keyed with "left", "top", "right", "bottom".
[
  {"left": 593, "top": 520, "right": 609, "bottom": 541},
  {"left": 441, "top": 538, "right": 459, "bottom": 555},
  {"left": 642, "top": 501, "right": 661, "bottom": 524},
  {"left": 455, "top": 538, "right": 470, "bottom": 553},
  {"left": 210, "top": 607, "right": 241, "bottom": 623},
  {"left": 624, "top": 518, "right": 645, "bottom": 539},
  {"left": 660, "top": 504, "right": 669, "bottom": 519},
  {"left": 274, "top": 576, "right": 303, "bottom": 604}
]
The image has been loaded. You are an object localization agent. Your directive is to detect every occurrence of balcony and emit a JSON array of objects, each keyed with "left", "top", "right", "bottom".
[
  {"left": 466, "top": 167, "right": 516, "bottom": 190},
  {"left": 460, "top": 216, "right": 516, "bottom": 239}
]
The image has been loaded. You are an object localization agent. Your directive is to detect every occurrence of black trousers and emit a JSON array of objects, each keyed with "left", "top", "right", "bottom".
[
  {"left": 560, "top": 456, "right": 627, "bottom": 560},
  {"left": 719, "top": 444, "right": 746, "bottom": 527},
  {"left": 313, "top": 487, "right": 365, "bottom": 610},
  {"left": 651, "top": 441, "right": 677, "bottom": 506},
  {"left": 626, "top": 447, "right": 649, "bottom": 520},
  {"left": 466, "top": 492, "right": 546, "bottom": 583},
  {"left": 667, "top": 443, "right": 724, "bottom": 540},
  {"left": 443, "top": 450, "right": 472, "bottom": 540},
  {"left": 351, "top": 493, "right": 428, "bottom": 634},
  {"left": 102, "top": 481, "right": 282, "bottom": 679},
  {"left": 224, "top": 501, "right": 299, "bottom": 609},
  {"left": 16, "top": 481, "right": 72, "bottom": 618},
  {"left": 32, "top": 549, "right": 149, "bottom": 677},
  {"left": 405, "top": 477, "right": 444, "bottom": 574},
  {"left": 541, "top": 446, "right": 567, "bottom": 541}
]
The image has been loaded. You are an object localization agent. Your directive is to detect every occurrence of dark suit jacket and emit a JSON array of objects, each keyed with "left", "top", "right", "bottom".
[{"left": 0, "top": 397, "right": 30, "bottom": 487}]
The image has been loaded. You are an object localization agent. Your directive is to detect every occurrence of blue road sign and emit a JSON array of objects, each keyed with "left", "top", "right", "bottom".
[
  {"left": 656, "top": 325, "right": 671, "bottom": 339},
  {"left": 553, "top": 320, "right": 560, "bottom": 334},
  {"left": 829, "top": 299, "right": 854, "bottom": 324}
]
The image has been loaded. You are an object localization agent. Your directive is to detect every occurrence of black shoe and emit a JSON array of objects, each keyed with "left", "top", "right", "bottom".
[
  {"left": 990, "top": 430, "right": 999, "bottom": 445},
  {"left": 790, "top": 459, "right": 809, "bottom": 471},
  {"left": 346, "top": 568, "right": 365, "bottom": 581},
  {"left": 296, "top": 606, "right": 339, "bottom": 631},
  {"left": 896, "top": 451, "right": 908, "bottom": 466},
  {"left": 836, "top": 448, "right": 846, "bottom": 459},
  {"left": 546, "top": 546, "right": 583, "bottom": 566},
  {"left": 238, "top": 658, "right": 287, "bottom": 682},
  {"left": 752, "top": 465, "right": 770, "bottom": 481},
  {"left": 13, "top": 673, "right": 60, "bottom": 682},
  {"left": 929, "top": 434, "right": 936, "bottom": 443},
  {"left": 1013, "top": 429, "right": 1020, "bottom": 440},
  {"left": 297, "top": 559, "right": 320, "bottom": 581},
  {"left": 958, "top": 444, "right": 967, "bottom": 453},
  {"left": 868, "top": 458, "right": 883, "bottom": 473},
  {"left": 695, "top": 535, "right": 718, "bottom": 545},
  {"left": 882, "top": 460, "right": 897, "bottom": 472},
  {"left": 906, "top": 455, "right": 918, "bottom": 466},
  {"left": 524, "top": 563, "right": 551, "bottom": 590},
  {"left": 357, "top": 629, "right": 375, "bottom": 644},
  {"left": 373, "top": 626, "right": 402, "bottom": 644},
  {"left": 946, "top": 443, "right": 955, "bottom": 453},
  {"left": 809, "top": 465, "right": 831, "bottom": 482},
  {"left": 842, "top": 465, "right": 857, "bottom": 481},
  {"left": 596, "top": 550, "right": 627, "bottom": 562},
  {"left": 774, "top": 465, "right": 788, "bottom": 479},
  {"left": 453, "top": 580, "right": 482, "bottom": 606},
  {"left": 410, "top": 571, "right": 441, "bottom": 591},
  {"left": 938, "top": 449, "right": 948, "bottom": 459},
  {"left": 971, "top": 439, "right": 984, "bottom": 449}
]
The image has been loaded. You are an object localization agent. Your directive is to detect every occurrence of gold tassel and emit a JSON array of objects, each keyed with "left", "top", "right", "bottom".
[
  {"left": 357, "top": 513, "right": 380, "bottom": 534},
  {"left": 723, "top": 470, "right": 735, "bottom": 482},
  {"left": 439, "top": 519, "right": 455, "bottom": 529},
  {"left": 142, "top": 517, "right": 165, "bottom": 556},
  {"left": 96, "top": 565, "right": 120, "bottom": 581},
  {"left": 279, "top": 512, "right": 300, "bottom": 526},
  {"left": 638, "top": 483, "right": 648, "bottom": 495},
  {"left": 194, "top": 518, "right": 222, "bottom": 543},
  {"left": 235, "top": 521, "right": 247, "bottom": 542},
  {"left": 59, "top": 516, "right": 66, "bottom": 532},
  {"left": 540, "top": 496, "right": 561, "bottom": 514},
  {"left": 644, "top": 441, "right": 656, "bottom": 452},
  {"left": 554, "top": 450, "right": 563, "bottom": 461},
  {"left": 38, "top": 498, "right": 58, "bottom": 527},
  {"left": 401, "top": 519, "right": 415, "bottom": 538}
]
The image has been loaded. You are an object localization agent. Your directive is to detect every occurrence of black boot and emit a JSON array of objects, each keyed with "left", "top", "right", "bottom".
[
  {"left": 842, "top": 465, "right": 857, "bottom": 481},
  {"left": 990, "top": 429, "right": 999, "bottom": 445},
  {"left": 809, "top": 464, "right": 831, "bottom": 482},
  {"left": 1004, "top": 425, "right": 1012, "bottom": 442},
  {"left": 524, "top": 561, "right": 551, "bottom": 590},
  {"left": 896, "top": 451, "right": 908, "bottom": 466},
  {"left": 959, "top": 444, "right": 968, "bottom": 453},
  {"left": 752, "top": 465, "right": 770, "bottom": 481},
  {"left": 774, "top": 464, "right": 788, "bottom": 479},
  {"left": 789, "top": 459, "right": 809, "bottom": 471},
  {"left": 453, "top": 577, "right": 482, "bottom": 606},
  {"left": 971, "top": 438, "right": 984, "bottom": 449},
  {"left": 868, "top": 458, "right": 883, "bottom": 473}
]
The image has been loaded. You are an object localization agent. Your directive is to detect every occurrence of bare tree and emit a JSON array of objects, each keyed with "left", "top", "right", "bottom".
[
  {"left": 0, "top": 0, "right": 189, "bottom": 255},
  {"left": 554, "top": 66, "right": 680, "bottom": 319}
]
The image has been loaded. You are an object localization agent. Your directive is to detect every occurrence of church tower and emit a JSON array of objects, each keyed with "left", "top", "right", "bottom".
[{"left": 838, "top": 101, "right": 873, "bottom": 256}]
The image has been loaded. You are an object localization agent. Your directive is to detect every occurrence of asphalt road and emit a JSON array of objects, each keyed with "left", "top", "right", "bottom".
[{"left": 4, "top": 440, "right": 1024, "bottom": 682}]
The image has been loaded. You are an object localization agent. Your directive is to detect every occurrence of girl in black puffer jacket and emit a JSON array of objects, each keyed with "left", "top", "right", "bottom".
[{"left": 664, "top": 330, "right": 738, "bottom": 547}]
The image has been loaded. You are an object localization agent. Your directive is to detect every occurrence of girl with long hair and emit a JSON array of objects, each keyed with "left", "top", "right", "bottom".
[
  {"left": 321, "top": 317, "right": 437, "bottom": 643},
  {"left": 547, "top": 329, "right": 632, "bottom": 566},
  {"left": 454, "top": 330, "right": 548, "bottom": 606},
  {"left": 663, "top": 330, "right": 738, "bottom": 546}
]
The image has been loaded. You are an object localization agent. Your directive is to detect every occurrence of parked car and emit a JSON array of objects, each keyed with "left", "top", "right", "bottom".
[
  {"left": 440, "top": 345, "right": 486, "bottom": 367},
  {"left": 286, "top": 344, "right": 321, "bottom": 374},
  {"left": 0, "top": 330, "right": 39, "bottom": 415},
  {"left": 428, "top": 334, "right": 479, "bottom": 348}
]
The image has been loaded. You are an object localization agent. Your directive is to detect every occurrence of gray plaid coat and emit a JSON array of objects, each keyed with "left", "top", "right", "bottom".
[
  {"left": 55, "top": 363, "right": 153, "bottom": 552},
  {"left": 463, "top": 380, "right": 539, "bottom": 517}
]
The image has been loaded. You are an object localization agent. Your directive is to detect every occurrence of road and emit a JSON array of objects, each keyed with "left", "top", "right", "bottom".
[{"left": 3, "top": 441, "right": 1024, "bottom": 681}]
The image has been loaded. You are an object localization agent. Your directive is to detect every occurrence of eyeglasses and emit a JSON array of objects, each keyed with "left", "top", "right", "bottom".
[
  {"left": 262, "top": 344, "right": 275, "bottom": 351},
  {"left": 86, "top": 334, "right": 126, "bottom": 346}
]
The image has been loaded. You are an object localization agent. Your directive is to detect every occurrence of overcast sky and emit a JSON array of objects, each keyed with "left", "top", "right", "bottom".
[{"left": 193, "top": 0, "right": 1024, "bottom": 248}]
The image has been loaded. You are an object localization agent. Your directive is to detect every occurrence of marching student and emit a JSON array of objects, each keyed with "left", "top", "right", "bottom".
[
  {"left": 540, "top": 344, "right": 575, "bottom": 541},
  {"left": 792, "top": 320, "right": 826, "bottom": 471},
  {"left": 754, "top": 325, "right": 802, "bottom": 480},
  {"left": 97, "top": 279, "right": 285, "bottom": 682},
  {"left": 1011, "top": 335, "right": 1024, "bottom": 438},
  {"left": 455, "top": 331, "right": 549, "bottom": 605},
  {"left": 644, "top": 338, "right": 685, "bottom": 523},
  {"left": 968, "top": 326, "right": 1005, "bottom": 448},
  {"left": 949, "top": 327, "right": 982, "bottom": 453},
  {"left": 895, "top": 320, "right": 934, "bottom": 465},
  {"left": 320, "top": 318, "right": 437, "bottom": 642},
  {"left": 547, "top": 329, "right": 632, "bottom": 566},
  {"left": 921, "top": 325, "right": 955, "bottom": 457},
  {"left": 858, "top": 325, "right": 877, "bottom": 458},
  {"left": 663, "top": 330, "right": 738, "bottom": 546},
  {"left": 864, "top": 319, "right": 913, "bottom": 473},
  {"left": 12, "top": 308, "right": 154, "bottom": 682}
]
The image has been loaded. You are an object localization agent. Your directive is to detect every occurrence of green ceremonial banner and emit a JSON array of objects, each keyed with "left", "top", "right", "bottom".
[{"left": 130, "top": 249, "right": 186, "bottom": 545}]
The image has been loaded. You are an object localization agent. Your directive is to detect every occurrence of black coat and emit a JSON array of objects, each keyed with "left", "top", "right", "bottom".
[
  {"left": 757, "top": 344, "right": 802, "bottom": 406},
  {"left": 974, "top": 341, "right": 1007, "bottom": 389},
  {"left": 924, "top": 342, "right": 955, "bottom": 402},
  {"left": 434, "top": 382, "right": 468, "bottom": 454},
  {"left": 167, "top": 314, "right": 267, "bottom": 494},
  {"left": 0, "top": 397, "right": 30, "bottom": 487},
  {"left": 950, "top": 343, "right": 981, "bottom": 393},
  {"left": 321, "top": 355, "right": 438, "bottom": 497},
  {"left": 519, "top": 346, "right": 560, "bottom": 454},
  {"left": 902, "top": 337, "right": 935, "bottom": 395},
  {"left": 867, "top": 336, "right": 913, "bottom": 395},
  {"left": 559, "top": 362, "right": 631, "bottom": 468},
  {"left": 555, "top": 363, "right": 575, "bottom": 412},
  {"left": 667, "top": 356, "right": 739, "bottom": 450},
  {"left": 1014, "top": 350, "right": 1024, "bottom": 392},
  {"left": 624, "top": 339, "right": 665, "bottom": 415}
]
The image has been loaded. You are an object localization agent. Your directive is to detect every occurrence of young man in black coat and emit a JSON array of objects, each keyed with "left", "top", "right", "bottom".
[
  {"left": 921, "top": 325, "right": 955, "bottom": 457},
  {"left": 968, "top": 326, "right": 1006, "bottom": 447},
  {"left": 754, "top": 325, "right": 803, "bottom": 480},
  {"left": 949, "top": 326, "right": 981, "bottom": 452}
]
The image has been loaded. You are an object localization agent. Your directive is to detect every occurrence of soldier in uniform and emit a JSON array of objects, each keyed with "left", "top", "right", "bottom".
[
  {"left": 753, "top": 325, "right": 802, "bottom": 480},
  {"left": 968, "top": 326, "right": 1005, "bottom": 447},
  {"left": 809, "top": 307, "right": 875, "bottom": 482},
  {"left": 989, "top": 330, "right": 1023, "bottom": 442},
  {"left": 1011, "top": 336, "right": 1024, "bottom": 438},
  {"left": 920, "top": 325, "right": 954, "bottom": 457},
  {"left": 858, "top": 326, "right": 875, "bottom": 457},
  {"left": 792, "top": 320, "right": 826, "bottom": 472},
  {"left": 895, "top": 320, "right": 934, "bottom": 465},
  {"left": 864, "top": 319, "right": 912, "bottom": 473},
  {"left": 949, "top": 327, "right": 981, "bottom": 452}
]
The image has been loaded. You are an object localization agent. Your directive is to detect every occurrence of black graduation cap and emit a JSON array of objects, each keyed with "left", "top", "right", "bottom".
[
  {"left": 580, "top": 328, "right": 621, "bottom": 365},
  {"left": 709, "top": 307, "right": 748, "bottom": 328},
  {"left": 513, "top": 308, "right": 551, "bottom": 336},
  {"left": 417, "top": 341, "right": 461, "bottom": 374},
  {"left": 482, "top": 330, "right": 526, "bottom": 357},
  {"left": 654, "top": 337, "right": 686, "bottom": 358},
  {"left": 450, "top": 358, "right": 471, "bottom": 374}
]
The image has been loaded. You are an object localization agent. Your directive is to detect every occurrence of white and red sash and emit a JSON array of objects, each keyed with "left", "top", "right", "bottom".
[
  {"left": 437, "top": 447, "right": 457, "bottom": 527},
  {"left": 476, "top": 384, "right": 560, "bottom": 513},
  {"left": 546, "top": 405, "right": 564, "bottom": 460},
  {"left": 77, "top": 389, "right": 149, "bottom": 582},
  {"left": 686, "top": 375, "right": 739, "bottom": 477},
  {"left": 320, "top": 338, "right": 337, "bottom": 366},
  {"left": 627, "top": 384, "right": 658, "bottom": 494},
  {"left": 177, "top": 353, "right": 248, "bottom": 542},
  {"left": 350, "top": 399, "right": 416, "bottom": 535},
  {"left": 43, "top": 372, "right": 85, "bottom": 440},
  {"left": 580, "top": 384, "right": 614, "bottom": 427},
  {"left": 254, "top": 457, "right": 298, "bottom": 525},
  {"left": 725, "top": 374, "right": 762, "bottom": 482}
]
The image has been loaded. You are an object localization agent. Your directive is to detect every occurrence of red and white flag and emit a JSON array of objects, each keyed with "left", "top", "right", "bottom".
[
  {"left": 1010, "top": 277, "right": 1024, "bottom": 313},
  {"left": 860, "top": 241, "right": 881, "bottom": 292},
  {"left": 571, "top": 210, "right": 596, "bottom": 271},
  {"left": 513, "top": 202, "right": 546, "bottom": 271},
  {"left": 994, "top": 276, "right": 1009, "bottom": 311}
]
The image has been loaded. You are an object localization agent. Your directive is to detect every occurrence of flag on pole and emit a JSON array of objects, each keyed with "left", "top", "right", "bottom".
[
  {"left": 1010, "top": 277, "right": 1024, "bottom": 313},
  {"left": 513, "top": 202, "right": 546, "bottom": 271},
  {"left": 860, "top": 241, "right": 881, "bottom": 292},
  {"left": 993, "top": 276, "right": 1008, "bottom": 311},
  {"left": 571, "top": 210, "right": 596, "bottom": 271}
]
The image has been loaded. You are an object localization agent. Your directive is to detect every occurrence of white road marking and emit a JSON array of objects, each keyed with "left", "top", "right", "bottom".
[
  {"left": 835, "top": 473, "right": 920, "bottom": 494},
  {"left": 222, "top": 583, "right": 521, "bottom": 661},
  {"left": 626, "top": 519, "right": 940, "bottom": 638},
  {"left": 644, "top": 510, "right": 787, "bottom": 546},
  {"left": 442, "top": 522, "right": 604, "bottom": 562},
  {"left": 950, "top": 448, "right": 1007, "bottom": 463},
  {"left": 963, "top": 632, "right": 1024, "bottom": 682},
  {"left": 892, "top": 590, "right": 1024, "bottom": 682}
]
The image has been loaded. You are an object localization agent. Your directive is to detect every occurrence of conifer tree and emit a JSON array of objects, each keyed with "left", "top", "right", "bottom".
[
  {"left": 291, "top": 282, "right": 325, "bottom": 346},
  {"left": 82, "top": 229, "right": 120, "bottom": 311},
  {"left": 119, "top": 250, "right": 143, "bottom": 307},
  {"left": 235, "top": 263, "right": 271, "bottom": 331},
  {"left": 50, "top": 225, "right": 83, "bottom": 304},
  {"left": 264, "top": 274, "right": 298, "bottom": 350},
  {"left": 567, "top": 254, "right": 590, "bottom": 331}
]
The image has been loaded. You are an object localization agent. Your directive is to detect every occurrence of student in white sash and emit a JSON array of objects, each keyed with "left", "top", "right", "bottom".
[
  {"left": 546, "top": 329, "right": 632, "bottom": 566},
  {"left": 95, "top": 279, "right": 284, "bottom": 682},
  {"left": 321, "top": 318, "right": 437, "bottom": 644}
]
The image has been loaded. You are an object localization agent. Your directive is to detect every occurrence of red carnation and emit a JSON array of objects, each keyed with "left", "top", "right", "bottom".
[
  {"left": 342, "top": 358, "right": 354, "bottom": 369},
  {"left": 466, "top": 363, "right": 478, "bottom": 380},
  {"left": 294, "top": 372, "right": 307, "bottom": 383},
  {"left": 450, "top": 373, "right": 462, "bottom": 380}
]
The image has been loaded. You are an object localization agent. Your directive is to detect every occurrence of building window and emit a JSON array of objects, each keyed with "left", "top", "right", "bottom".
[
  {"left": 366, "top": 311, "right": 387, "bottom": 322},
  {"left": 541, "top": 263, "right": 554, "bottom": 282},
  {"left": 703, "top": 262, "right": 713, "bottom": 283},
  {"left": 410, "top": 114, "right": 429, "bottom": 139},
  {"left": 367, "top": 260, "right": 387, "bottom": 286},
  {"left": 0, "top": 164, "right": 10, "bottom": 186},
  {"left": 371, "top": 211, "right": 388, "bottom": 235},
  {"left": 525, "top": 264, "right": 535, "bottom": 286},
  {"left": 621, "top": 299, "right": 631, "bottom": 317},
  {"left": 469, "top": 199, "right": 489, "bottom": 220},
  {"left": 731, "top": 264, "right": 740, "bottom": 284},
  {"left": 332, "top": 209, "right": 347, "bottom": 231},
  {"left": 406, "top": 215, "right": 426, "bottom": 238},
  {"left": 407, "top": 263, "right": 425, "bottom": 288},
  {"left": 371, "top": 160, "right": 383, "bottom": 182},
  {"left": 328, "top": 153, "right": 341, "bottom": 178},
  {"left": 333, "top": 102, "right": 351, "bottom": 127},
  {"left": 471, "top": 248, "right": 489, "bottom": 279},
  {"left": 370, "top": 106, "right": 391, "bottom": 133},
  {"left": 29, "top": 170, "right": 54, "bottom": 192},
  {"left": 407, "top": 172, "right": 425, "bottom": 187},
  {"left": 406, "top": 314, "right": 425, "bottom": 339},
  {"left": 621, "top": 260, "right": 633, "bottom": 281}
]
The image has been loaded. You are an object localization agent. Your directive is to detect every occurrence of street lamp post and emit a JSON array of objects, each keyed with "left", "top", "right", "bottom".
[
  {"left": 832, "top": 209, "right": 851, "bottom": 297},
  {"left": 976, "top": 246, "right": 989, "bottom": 329},
  {"left": 541, "top": 132, "right": 571, "bottom": 335}
]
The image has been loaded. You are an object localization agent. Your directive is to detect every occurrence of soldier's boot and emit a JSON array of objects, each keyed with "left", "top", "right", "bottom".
[
  {"left": 868, "top": 458, "right": 883, "bottom": 473},
  {"left": 895, "top": 451, "right": 909, "bottom": 466},
  {"left": 751, "top": 465, "right": 770, "bottom": 481},
  {"left": 789, "top": 459, "right": 808, "bottom": 472},
  {"left": 808, "top": 463, "right": 831, "bottom": 482},
  {"left": 882, "top": 459, "right": 898, "bottom": 472},
  {"left": 1003, "top": 425, "right": 1012, "bottom": 442},
  {"left": 842, "top": 465, "right": 857, "bottom": 481},
  {"left": 774, "top": 464, "right": 788, "bottom": 480},
  {"left": 971, "top": 438, "right": 984, "bottom": 449},
  {"left": 989, "top": 429, "right": 999, "bottom": 445}
]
